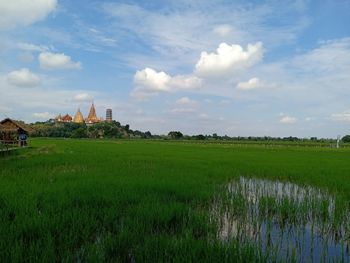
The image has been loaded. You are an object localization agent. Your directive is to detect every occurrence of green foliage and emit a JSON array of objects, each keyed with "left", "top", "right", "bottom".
[
  {"left": 342, "top": 135, "right": 350, "bottom": 142},
  {"left": 1, "top": 139, "right": 350, "bottom": 261},
  {"left": 168, "top": 131, "right": 183, "bottom": 139},
  {"left": 30, "top": 121, "right": 129, "bottom": 139}
]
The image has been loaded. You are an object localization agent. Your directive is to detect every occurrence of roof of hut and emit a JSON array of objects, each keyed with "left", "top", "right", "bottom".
[{"left": 0, "top": 118, "right": 34, "bottom": 133}]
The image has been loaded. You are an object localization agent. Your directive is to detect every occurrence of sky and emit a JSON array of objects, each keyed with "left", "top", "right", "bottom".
[{"left": 0, "top": 0, "right": 350, "bottom": 137}]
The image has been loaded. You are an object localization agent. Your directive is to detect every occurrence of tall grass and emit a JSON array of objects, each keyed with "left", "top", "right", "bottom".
[{"left": 0, "top": 138, "right": 350, "bottom": 262}]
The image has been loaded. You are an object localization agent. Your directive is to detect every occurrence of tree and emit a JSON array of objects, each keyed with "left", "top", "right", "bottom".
[
  {"left": 145, "top": 131, "right": 152, "bottom": 138},
  {"left": 342, "top": 135, "right": 350, "bottom": 143},
  {"left": 194, "top": 134, "right": 205, "bottom": 140},
  {"left": 168, "top": 131, "right": 183, "bottom": 139},
  {"left": 71, "top": 127, "right": 88, "bottom": 138}
]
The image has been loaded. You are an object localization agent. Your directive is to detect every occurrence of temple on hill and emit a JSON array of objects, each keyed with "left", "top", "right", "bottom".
[
  {"left": 73, "top": 109, "right": 84, "bottom": 123},
  {"left": 86, "top": 103, "right": 100, "bottom": 124},
  {"left": 55, "top": 103, "right": 105, "bottom": 124}
]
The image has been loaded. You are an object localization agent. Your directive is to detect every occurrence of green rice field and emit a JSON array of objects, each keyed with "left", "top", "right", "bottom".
[{"left": 1, "top": 139, "right": 350, "bottom": 262}]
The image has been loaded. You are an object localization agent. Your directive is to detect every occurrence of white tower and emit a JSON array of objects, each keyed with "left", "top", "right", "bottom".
[{"left": 336, "top": 135, "right": 341, "bottom": 149}]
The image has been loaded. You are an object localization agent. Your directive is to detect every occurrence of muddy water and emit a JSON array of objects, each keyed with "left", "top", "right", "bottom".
[{"left": 213, "top": 177, "right": 350, "bottom": 262}]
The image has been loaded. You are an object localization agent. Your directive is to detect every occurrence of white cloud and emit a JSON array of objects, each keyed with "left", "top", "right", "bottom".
[
  {"left": 17, "top": 42, "right": 50, "bottom": 52},
  {"left": 280, "top": 115, "right": 297, "bottom": 124},
  {"left": 39, "top": 52, "right": 82, "bottom": 70},
  {"left": 0, "top": 0, "right": 57, "bottom": 30},
  {"left": 176, "top": 97, "right": 197, "bottom": 106},
  {"left": 132, "top": 68, "right": 201, "bottom": 100},
  {"left": 33, "top": 112, "right": 53, "bottom": 119},
  {"left": 330, "top": 111, "right": 350, "bottom": 122},
  {"left": 6, "top": 68, "right": 41, "bottom": 87},
  {"left": 292, "top": 38, "right": 350, "bottom": 74},
  {"left": 103, "top": 2, "right": 306, "bottom": 73},
  {"left": 195, "top": 42, "right": 263, "bottom": 77},
  {"left": 170, "top": 75, "right": 202, "bottom": 90},
  {"left": 237, "top": 77, "right": 261, "bottom": 90},
  {"left": 73, "top": 93, "right": 94, "bottom": 102},
  {"left": 170, "top": 97, "right": 200, "bottom": 115},
  {"left": 134, "top": 67, "right": 171, "bottom": 92},
  {"left": 213, "top": 24, "right": 232, "bottom": 37}
]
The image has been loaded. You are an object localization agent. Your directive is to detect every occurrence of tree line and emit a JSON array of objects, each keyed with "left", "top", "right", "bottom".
[
  {"left": 29, "top": 121, "right": 349, "bottom": 143},
  {"left": 30, "top": 121, "right": 152, "bottom": 139}
]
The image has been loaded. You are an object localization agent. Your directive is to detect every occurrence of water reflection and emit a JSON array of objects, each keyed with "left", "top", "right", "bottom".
[{"left": 213, "top": 177, "right": 350, "bottom": 262}]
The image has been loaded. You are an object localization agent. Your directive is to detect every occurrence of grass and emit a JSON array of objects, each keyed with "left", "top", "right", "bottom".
[{"left": 1, "top": 138, "right": 350, "bottom": 262}]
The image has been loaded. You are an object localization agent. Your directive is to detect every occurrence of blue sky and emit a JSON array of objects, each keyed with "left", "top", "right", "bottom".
[{"left": 1, "top": 0, "right": 350, "bottom": 137}]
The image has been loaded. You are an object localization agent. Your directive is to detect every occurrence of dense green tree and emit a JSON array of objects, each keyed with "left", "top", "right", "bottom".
[
  {"left": 194, "top": 134, "right": 205, "bottom": 140},
  {"left": 168, "top": 131, "right": 183, "bottom": 139},
  {"left": 342, "top": 135, "right": 350, "bottom": 142}
]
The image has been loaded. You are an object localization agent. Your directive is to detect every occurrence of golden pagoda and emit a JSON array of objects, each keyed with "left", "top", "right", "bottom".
[
  {"left": 85, "top": 103, "right": 100, "bottom": 124},
  {"left": 73, "top": 109, "right": 84, "bottom": 123}
]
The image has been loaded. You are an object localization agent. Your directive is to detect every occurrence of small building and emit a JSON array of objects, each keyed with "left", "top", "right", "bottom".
[
  {"left": 55, "top": 114, "right": 63, "bottom": 122},
  {"left": 62, "top": 114, "right": 73, "bottom": 122},
  {"left": 106, "top": 109, "right": 112, "bottom": 122},
  {"left": 0, "top": 118, "right": 33, "bottom": 146}
]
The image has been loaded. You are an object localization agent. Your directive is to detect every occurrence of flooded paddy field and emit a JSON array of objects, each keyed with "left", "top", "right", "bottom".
[
  {"left": 213, "top": 177, "right": 350, "bottom": 262},
  {"left": 1, "top": 139, "right": 350, "bottom": 262}
]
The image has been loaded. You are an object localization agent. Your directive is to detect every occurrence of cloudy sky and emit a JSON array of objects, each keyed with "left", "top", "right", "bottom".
[{"left": 1, "top": 0, "right": 350, "bottom": 137}]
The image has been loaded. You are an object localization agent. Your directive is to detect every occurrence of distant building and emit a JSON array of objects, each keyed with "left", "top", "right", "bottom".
[
  {"left": 85, "top": 103, "right": 101, "bottom": 124},
  {"left": 0, "top": 118, "right": 34, "bottom": 146},
  {"left": 54, "top": 103, "right": 105, "bottom": 125},
  {"left": 55, "top": 114, "right": 62, "bottom": 122},
  {"left": 106, "top": 109, "right": 112, "bottom": 122},
  {"left": 62, "top": 114, "right": 72, "bottom": 122},
  {"left": 73, "top": 109, "right": 84, "bottom": 123}
]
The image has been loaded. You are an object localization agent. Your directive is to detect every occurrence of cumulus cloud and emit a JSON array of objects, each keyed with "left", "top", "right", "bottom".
[
  {"left": 330, "top": 111, "right": 350, "bottom": 122},
  {"left": 237, "top": 77, "right": 261, "bottom": 90},
  {"left": 33, "top": 112, "right": 53, "bottom": 119},
  {"left": 39, "top": 52, "right": 82, "bottom": 70},
  {"left": 195, "top": 42, "right": 263, "bottom": 77},
  {"left": 170, "top": 75, "right": 202, "bottom": 89},
  {"left": 134, "top": 68, "right": 171, "bottom": 92},
  {"left": 213, "top": 24, "right": 232, "bottom": 37},
  {"left": 0, "top": 0, "right": 57, "bottom": 30},
  {"left": 280, "top": 115, "right": 297, "bottom": 124},
  {"left": 6, "top": 68, "right": 41, "bottom": 87},
  {"left": 132, "top": 68, "right": 202, "bottom": 100},
  {"left": 73, "top": 93, "right": 94, "bottom": 102}
]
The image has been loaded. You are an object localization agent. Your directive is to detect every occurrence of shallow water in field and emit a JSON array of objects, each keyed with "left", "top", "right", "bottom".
[{"left": 213, "top": 177, "right": 350, "bottom": 262}]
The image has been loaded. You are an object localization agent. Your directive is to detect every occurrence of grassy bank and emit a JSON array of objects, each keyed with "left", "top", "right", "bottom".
[{"left": 1, "top": 139, "right": 350, "bottom": 262}]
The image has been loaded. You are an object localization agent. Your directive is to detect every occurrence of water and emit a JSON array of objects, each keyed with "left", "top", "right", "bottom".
[{"left": 213, "top": 177, "right": 350, "bottom": 262}]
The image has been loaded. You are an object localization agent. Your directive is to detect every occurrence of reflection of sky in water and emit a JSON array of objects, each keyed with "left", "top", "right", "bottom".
[{"left": 214, "top": 177, "right": 350, "bottom": 262}]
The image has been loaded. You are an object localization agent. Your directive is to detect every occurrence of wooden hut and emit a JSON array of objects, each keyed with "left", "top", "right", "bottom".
[{"left": 0, "top": 118, "right": 33, "bottom": 146}]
